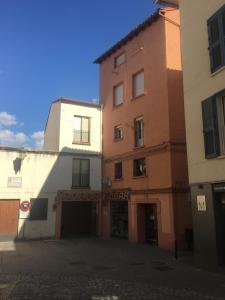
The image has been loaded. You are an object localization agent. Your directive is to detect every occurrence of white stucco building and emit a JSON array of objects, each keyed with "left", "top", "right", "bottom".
[{"left": 0, "top": 98, "right": 102, "bottom": 240}]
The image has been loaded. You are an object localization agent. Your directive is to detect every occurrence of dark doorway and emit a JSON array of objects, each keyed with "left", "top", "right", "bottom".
[
  {"left": 61, "top": 201, "right": 96, "bottom": 238},
  {"left": 138, "top": 203, "right": 158, "bottom": 245},
  {"left": 214, "top": 193, "right": 225, "bottom": 265},
  {"left": 111, "top": 201, "right": 128, "bottom": 239}
]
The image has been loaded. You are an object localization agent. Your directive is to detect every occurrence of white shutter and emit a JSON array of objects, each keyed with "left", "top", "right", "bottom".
[
  {"left": 114, "top": 84, "right": 123, "bottom": 106},
  {"left": 133, "top": 71, "right": 144, "bottom": 97}
]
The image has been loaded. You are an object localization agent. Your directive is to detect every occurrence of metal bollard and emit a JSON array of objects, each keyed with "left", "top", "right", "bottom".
[{"left": 174, "top": 239, "right": 178, "bottom": 260}]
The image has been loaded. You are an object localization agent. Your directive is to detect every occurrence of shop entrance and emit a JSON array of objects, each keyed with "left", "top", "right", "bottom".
[
  {"left": 111, "top": 201, "right": 128, "bottom": 239},
  {"left": 138, "top": 203, "right": 158, "bottom": 245},
  {"left": 214, "top": 193, "right": 225, "bottom": 265},
  {"left": 61, "top": 201, "right": 97, "bottom": 238}
]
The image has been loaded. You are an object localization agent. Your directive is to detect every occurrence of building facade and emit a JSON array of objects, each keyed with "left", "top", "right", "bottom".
[
  {"left": 0, "top": 98, "right": 102, "bottom": 240},
  {"left": 157, "top": 0, "right": 225, "bottom": 268},
  {"left": 95, "top": 8, "right": 192, "bottom": 250}
]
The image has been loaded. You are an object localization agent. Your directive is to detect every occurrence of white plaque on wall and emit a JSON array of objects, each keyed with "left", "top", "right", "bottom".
[
  {"left": 197, "top": 195, "right": 207, "bottom": 211},
  {"left": 7, "top": 177, "right": 22, "bottom": 188}
]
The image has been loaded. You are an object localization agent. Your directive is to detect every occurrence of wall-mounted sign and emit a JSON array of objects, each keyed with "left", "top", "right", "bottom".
[
  {"left": 19, "top": 201, "right": 31, "bottom": 219},
  {"left": 197, "top": 195, "right": 207, "bottom": 211},
  {"left": 213, "top": 182, "right": 225, "bottom": 193},
  {"left": 7, "top": 177, "right": 22, "bottom": 188},
  {"left": 104, "top": 190, "right": 130, "bottom": 201}
]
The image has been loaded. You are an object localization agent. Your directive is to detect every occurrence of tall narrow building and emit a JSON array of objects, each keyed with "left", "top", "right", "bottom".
[
  {"left": 156, "top": 0, "right": 225, "bottom": 268},
  {"left": 95, "top": 8, "right": 192, "bottom": 250}
]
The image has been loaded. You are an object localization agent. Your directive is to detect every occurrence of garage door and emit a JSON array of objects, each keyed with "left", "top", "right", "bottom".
[
  {"left": 111, "top": 201, "right": 128, "bottom": 239},
  {"left": 61, "top": 201, "right": 97, "bottom": 238},
  {"left": 0, "top": 200, "right": 19, "bottom": 241}
]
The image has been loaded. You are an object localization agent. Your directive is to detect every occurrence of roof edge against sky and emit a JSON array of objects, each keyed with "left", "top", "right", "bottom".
[
  {"left": 154, "top": 0, "right": 178, "bottom": 7},
  {"left": 94, "top": 9, "right": 161, "bottom": 64},
  {"left": 44, "top": 97, "right": 100, "bottom": 133},
  {"left": 53, "top": 97, "right": 101, "bottom": 108}
]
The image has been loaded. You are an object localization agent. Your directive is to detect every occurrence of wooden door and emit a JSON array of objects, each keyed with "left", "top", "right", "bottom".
[{"left": 0, "top": 200, "right": 19, "bottom": 240}]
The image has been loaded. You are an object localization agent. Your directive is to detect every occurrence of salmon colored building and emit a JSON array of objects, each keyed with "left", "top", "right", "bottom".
[{"left": 95, "top": 8, "right": 192, "bottom": 250}]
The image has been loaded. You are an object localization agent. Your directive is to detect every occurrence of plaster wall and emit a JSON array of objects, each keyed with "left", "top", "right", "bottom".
[
  {"left": 179, "top": 0, "right": 225, "bottom": 184},
  {"left": 0, "top": 149, "right": 101, "bottom": 239}
]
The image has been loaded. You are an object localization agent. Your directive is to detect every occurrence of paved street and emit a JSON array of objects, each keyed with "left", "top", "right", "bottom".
[{"left": 0, "top": 238, "right": 225, "bottom": 299}]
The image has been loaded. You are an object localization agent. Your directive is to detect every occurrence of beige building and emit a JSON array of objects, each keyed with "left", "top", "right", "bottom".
[
  {"left": 0, "top": 98, "right": 102, "bottom": 241},
  {"left": 156, "top": 0, "right": 225, "bottom": 268}
]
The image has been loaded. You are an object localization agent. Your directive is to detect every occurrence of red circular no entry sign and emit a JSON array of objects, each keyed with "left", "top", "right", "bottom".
[{"left": 20, "top": 201, "right": 31, "bottom": 212}]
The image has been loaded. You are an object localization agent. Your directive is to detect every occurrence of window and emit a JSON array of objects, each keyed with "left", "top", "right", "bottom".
[
  {"left": 134, "top": 117, "right": 144, "bottom": 147},
  {"left": 132, "top": 71, "right": 144, "bottom": 98},
  {"left": 113, "top": 83, "right": 124, "bottom": 106},
  {"left": 201, "top": 92, "right": 225, "bottom": 158},
  {"left": 29, "top": 198, "right": 48, "bottom": 220},
  {"left": 114, "top": 53, "right": 125, "bottom": 68},
  {"left": 72, "top": 159, "right": 90, "bottom": 188},
  {"left": 133, "top": 158, "right": 146, "bottom": 177},
  {"left": 208, "top": 5, "right": 225, "bottom": 73},
  {"left": 73, "top": 116, "right": 90, "bottom": 144},
  {"left": 114, "top": 125, "right": 123, "bottom": 140},
  {"left": 115, "top": 162, "right": 122, "bottom": 179}
]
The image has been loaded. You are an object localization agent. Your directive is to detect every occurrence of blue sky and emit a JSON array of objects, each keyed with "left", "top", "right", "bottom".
[{"left": 0, "top": 0, "right": 159, "bottom": 148}]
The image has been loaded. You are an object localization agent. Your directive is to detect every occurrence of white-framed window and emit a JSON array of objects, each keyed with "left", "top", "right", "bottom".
[
  {"left": 114, "top": 53, "right": 125, "bottom": 68},
  {"left": 73, "top": 116, "right": 90, "bottom": 144},
  {"left": 113, "top": 83, "right": 124, "bottom": 106},
  {"left": 132, "top": 70, "right": 144, "bottom": 98}
]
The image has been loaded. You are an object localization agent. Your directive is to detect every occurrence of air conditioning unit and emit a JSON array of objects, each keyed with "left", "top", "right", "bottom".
[{"left": 103, "top": 177, "right": 112, "bottom": 188}]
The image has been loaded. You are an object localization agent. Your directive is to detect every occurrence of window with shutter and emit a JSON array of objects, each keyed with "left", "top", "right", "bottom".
[
  {"left": 132, "top": 71, "right": 144, "bottom": 98},
  {"left": 114, "top": 53, "right": 125, "bottom": 68},
  {"left": 202, "top": 96, "right": 220, "bottom": 158},
  {"left": 113, "top": 83, "right": 124, "bottom": 106},
  {"left": 208, "top": 5, "right": 225, "bottom": 73}
]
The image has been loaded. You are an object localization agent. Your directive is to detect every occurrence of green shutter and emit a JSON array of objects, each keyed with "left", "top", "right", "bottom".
[
  {"left": 208, "top": 5, "right": 225, "bottom": 72},
  {"left": 202, "top": 96, "right": 220, "bottom": 158}
]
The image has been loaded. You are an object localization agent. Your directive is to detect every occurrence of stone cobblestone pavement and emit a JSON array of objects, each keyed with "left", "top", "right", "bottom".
[{"left": 0, "top": 238, "right": 225, "bottom": 300}]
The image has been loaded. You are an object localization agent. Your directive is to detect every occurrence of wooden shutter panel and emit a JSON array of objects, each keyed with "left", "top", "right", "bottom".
[{"left": 202, "top": 96, "right": 220, "bottom": 158}]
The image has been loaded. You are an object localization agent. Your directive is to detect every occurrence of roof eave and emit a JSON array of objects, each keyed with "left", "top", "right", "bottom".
[
  {"left": 154, "top": 0, "right": 179, "bottom": 8},
  {"left": 94, "top": 9, "right": 161, "bottom": 64}
]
